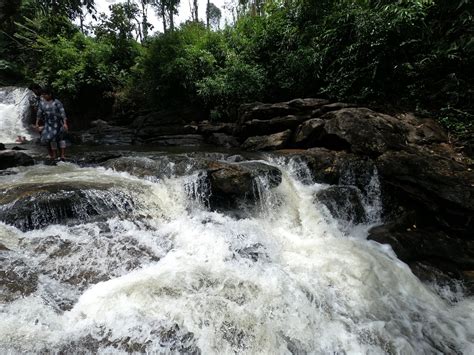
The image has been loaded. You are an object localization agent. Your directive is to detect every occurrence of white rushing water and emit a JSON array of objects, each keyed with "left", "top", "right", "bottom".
[
  {"left": 0, "top": 159, "right": 473, "bottom": 354},
  {"left": 0, "top": 87, "right": 33, "bottom": 143}
]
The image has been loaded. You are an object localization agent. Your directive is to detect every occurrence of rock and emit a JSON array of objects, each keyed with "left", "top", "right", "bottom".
[
  {"left": 0, "top": 151, "right": 34, "bottom": 170},
  {"left": 315, "top": 186, "right": 367, "bottom": 224},
  {"left": 397, "top": 113, "right": 448, "bottom": 145},
  {"left": 11, "top": 146, "right": 27, "bottom": 151},
  {"left": 104, "top": 156, "right": 206, "bottom": 178},
  {"left": 140, "top": 134, "right": 204, "bottom": 146},
  {"left": 376, "top": 148, "right": 474, "bottom": 236},
  {"left": 242, "top": 130, "right": 292, "bottom": 151},
  {"left": 226, "top": 155, "right": 245, "bottom": 163},
  {"left": 288, "top": 98, "right": 330, "bottom": 109},
  {"left": 312, "top": 102, "right": 357, "bottom": 117},
  {"left": 198, "top": 121, "right": 236, "bottom": 136},
  {"left": 368, "top": 218, "right": 474, "bottom": 292},
  {"left": 276, "top": 148, "right": 375, "bottom": 187},
  {"left": 74, "top": 152, "right": 123, "bottom": 165},
  {"left": 0, "top": 254, "right": 38, "bottom": 302},
  {"left": 238, "top": 115, "right": 309, "bottom": 137},
  {"left": 0, "top": 182, "right": 137, "bottom": 231},
  {"left": 320, "top": 108, "right": 407, "bottom": 156},
  {"left": 293, "top": 118, "right": 325, "bottom": 147},
  {"left": 238, "top": 98, "right": 329, "bottom": 124},
  {"left": 0, "top": 143, "right": 5, "bottom": 150},
  {"left": 208, "top": 161, "right": 282, "bottom": 210},
  {"left": 207, "top": 133, "right": 239, "bottom": 148}
]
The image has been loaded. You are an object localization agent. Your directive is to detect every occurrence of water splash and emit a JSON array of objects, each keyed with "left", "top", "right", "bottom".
[
  {"left": 0, "top": 159, "right": 473, "bottom": 354},
  {"left": 0, "top": 87, "right": 33, "bottom": 143}
]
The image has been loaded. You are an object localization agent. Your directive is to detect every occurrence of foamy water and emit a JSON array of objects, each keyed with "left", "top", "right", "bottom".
[{"left": 1, "top": 159, "right": 473, "bottom": 354}]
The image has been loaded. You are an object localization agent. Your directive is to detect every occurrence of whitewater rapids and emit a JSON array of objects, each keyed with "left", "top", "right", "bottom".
[{"left": 0, "top": 158, "right": 473, "bottom": 354}]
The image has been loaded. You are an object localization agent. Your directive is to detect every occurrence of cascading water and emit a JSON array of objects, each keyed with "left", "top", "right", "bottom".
[
  {"left": 0, "top": 87, "right": 34, "bottom": 143},
  {"left": 1, "top": 157, "right": 473, "bottom": 354}
]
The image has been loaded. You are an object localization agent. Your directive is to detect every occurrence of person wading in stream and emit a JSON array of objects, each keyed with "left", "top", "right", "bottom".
[{"left": 35, "top": 88, "right": 69, "bottom": 160}]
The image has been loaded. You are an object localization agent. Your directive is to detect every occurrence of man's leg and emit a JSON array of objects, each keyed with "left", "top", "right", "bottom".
[
  {"left": 49, "top": 141, "right": 57, "bottom": 159},
  {"left": 59, "top": 140, "right": 66, "bottom": 160}
]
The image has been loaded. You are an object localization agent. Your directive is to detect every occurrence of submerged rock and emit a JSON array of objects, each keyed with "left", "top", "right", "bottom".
[
  {"left": 0, "top": 252, "right": 38, "bottom": 302},
  {"left": 0, "top": 182, "right": 137, "bottom": 231}
]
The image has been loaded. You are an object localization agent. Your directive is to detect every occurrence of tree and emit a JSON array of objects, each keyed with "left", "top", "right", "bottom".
[
  {"left": 206, "top": 2, "right": 222, "bottom": 29},
  {"left": 95, "top": 2, "right": 139, "bottom": 41},
  {"left": 151, "top": 0, "right": 180, "bottom": 32}
]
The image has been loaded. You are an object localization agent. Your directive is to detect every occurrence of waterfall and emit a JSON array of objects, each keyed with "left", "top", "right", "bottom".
[
  {"left": 0, "top": 87, "right": 33, "bottom": 143},
  {"left": 0, "top": 157, "right": 473, "bottom": 354}
]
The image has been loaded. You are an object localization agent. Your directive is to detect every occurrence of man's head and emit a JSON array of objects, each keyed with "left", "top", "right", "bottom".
[{"left": 41, "top": 87, "right": 54, "bottom": 101}]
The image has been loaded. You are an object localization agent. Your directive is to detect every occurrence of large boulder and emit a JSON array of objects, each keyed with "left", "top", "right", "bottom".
[
  {"left": 368, "top": 216, "right": 474, "bottom": 294},
  {"left": 241, "top": 130, "right": 292, "bottom": 151},
  {"left": 293, "top": 118, "right": 325, "bottom": 147},
  {"left": 208, "top": 161, "right": 282, "bottom": 210},
  {"left": 275, "top": 148, "right": 376, "bottom": 187},
  {"left": 320, "top": 108, "right": 407, "bottom": 156},
  {"left": 238, "top": 98, "right": 329, "bottom": 124},
  {"left": 396, "top": 113, "right": 448, "bottom": 145},
  {"left": 376, "top": 148, "right": 474, "bottom": 236},
  {"left": 0, "top": 151, "right": 34, "bottom": 170}
]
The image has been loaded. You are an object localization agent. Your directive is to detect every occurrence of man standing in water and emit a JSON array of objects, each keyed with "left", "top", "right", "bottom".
[{"left": 35, "top": 87, "right": 69, "bottom": 160}]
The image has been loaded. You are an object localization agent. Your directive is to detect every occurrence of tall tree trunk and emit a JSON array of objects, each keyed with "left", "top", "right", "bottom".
[
  {"left": 161, "top": 2, "right": 167, "bottom": 32},
  {"left": 169, "top": 9, "right": 174, "bottom": 31},
  {"left": 141, "top": 1, "right": 148, "bottom": 40},
  {"left": 193, "top": 0, "right": 198, "bottom": 22},
  {"left": 206, "top": 0, "right": 210, "bottom": 28}
]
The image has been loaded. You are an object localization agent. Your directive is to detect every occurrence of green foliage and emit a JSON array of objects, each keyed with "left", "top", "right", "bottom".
[{"left": 1, "top": 0, "right": 472, "bottom": 135}]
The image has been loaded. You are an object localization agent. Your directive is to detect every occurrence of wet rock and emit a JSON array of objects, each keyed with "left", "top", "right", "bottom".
[
  {"left": 139, "top": 134, "right": 204, "bottom": 146},
  {"left": 235, "top": 243, "right": 269, "bottom": 262},
  {"left": 241, "top": 130, "right": 292, "bottom": 151},
  {"left": 320, "top": 108, "right": 407, "bottom": 156},
  {"left": 0, "top": 253, "right": 38, "bottom": 302},
  {"left": 208, "top": 161, "right": 282, "bottom": 210},
  {"left": 0, "top": 182, "right": 136, "bottom": 231},
  {"left": 74, "top": 152, "right": 123, "bottom": 165},
  {"left": 315, "top": 186, "right": 367, "bottom": 224},
  {"left": 105, "top": 156, "right": 207, "bottom": 178},
  {"left": 293, "top": 118, "right": 325, "bottom": 147},
  {"left": 0, "top": 151, "right": 34, "bottom": 170},
  {"left": 376, "top": 148, "right": 474, "bottom": 237},
  {"left": 276, "top": 148, "right": 375, "bottom": 186},
  {"left": 207, "top": 133, "right": 239, "bottom": 148},
  {"left": 0, "top": 143, "right": 5, "bottom": 150},
  {"left": 82, "top": 123, "right": 135, "bottom": 145},
  {"left": 11, "top": 146, "right": 27, "bottom": 151},
  {"left": 368, "top": 218, "right": 474, "bottom": 293}
]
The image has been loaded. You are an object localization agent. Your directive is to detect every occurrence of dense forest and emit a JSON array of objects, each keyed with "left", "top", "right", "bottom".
[{"left": 0, "top": 0, "right": 472, "bottom": 140}]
